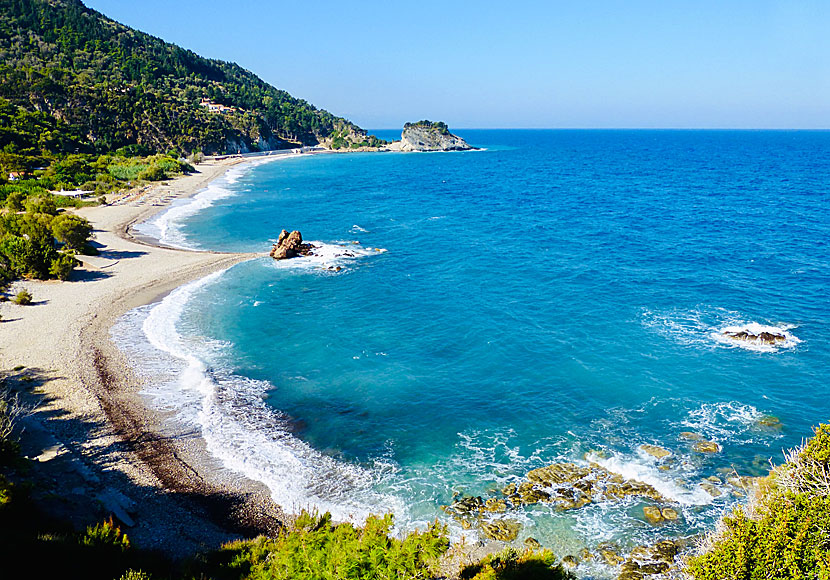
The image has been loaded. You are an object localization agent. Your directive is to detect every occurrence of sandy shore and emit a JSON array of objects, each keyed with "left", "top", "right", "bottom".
[{"left": 0, "top": 158, "right": 287, "bottom": 556}]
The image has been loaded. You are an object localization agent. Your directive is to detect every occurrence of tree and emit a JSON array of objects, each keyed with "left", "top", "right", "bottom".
[{"left": 51, "top": 214, "right": 92, "bottom": 251}]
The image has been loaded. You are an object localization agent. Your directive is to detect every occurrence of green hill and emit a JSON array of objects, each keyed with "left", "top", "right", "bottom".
[{"left": 0, "top": 0, "right": 371, "bottom": 159}]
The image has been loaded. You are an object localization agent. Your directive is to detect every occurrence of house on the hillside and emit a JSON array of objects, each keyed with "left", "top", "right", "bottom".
[{"left": 199, "top": 99, "right": 237, "bottom": 114}]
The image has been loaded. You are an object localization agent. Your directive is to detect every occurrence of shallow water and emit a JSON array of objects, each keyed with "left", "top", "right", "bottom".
[{"left": 117, "top": 130, "right": 830, "bottom": 573}]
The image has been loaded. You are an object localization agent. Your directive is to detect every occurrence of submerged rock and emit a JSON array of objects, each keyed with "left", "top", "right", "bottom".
[
  {"left": 640, "top": 444, "right": 672, "bottom": 459},
  {"left": 693, "top": 440, "right": 720, "bottom": 454},
  {"left": 643, "top": 506, "right": 664, "bottom": 525},
  {"left": 270, "top": 229, "right": 316, "bottom": 260}
]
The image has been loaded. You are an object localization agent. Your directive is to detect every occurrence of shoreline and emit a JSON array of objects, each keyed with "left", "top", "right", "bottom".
[{"left": 0, "top": 156, "right": 290, "bottom": 556}]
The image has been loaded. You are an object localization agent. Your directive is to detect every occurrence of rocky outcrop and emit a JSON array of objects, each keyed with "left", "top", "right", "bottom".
[
  {"left": 392, "top": 120, "right": 475, "bottom": 152},
  {"left": 269, "top": 230, "right": 316, "bottom": 260},
  {"left": 723, "top": 330, "right": 786, "bottom": 344}
]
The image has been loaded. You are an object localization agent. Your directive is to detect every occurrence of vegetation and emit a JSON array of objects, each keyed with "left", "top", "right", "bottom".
[
  {"left": 0, "top": 0, "right": 374, "bottom": 157},
  {"left": 404, "top": 120, "right": 451, "bottom": 135},
  {"left": 205, "top": 511, "right": 449, "bottom": 580},
  {"left": 460, "top": 548, "right": 573, "bottom": 580},
  {"left": 12, "top": 289, "right": 32, "bottom": 304},
  {"left": 686, "top": 423, "right": 830, "bottom": 580}
]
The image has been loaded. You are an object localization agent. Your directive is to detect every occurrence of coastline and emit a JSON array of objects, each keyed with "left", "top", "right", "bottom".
[{"left": 0, "top": 157, "right": 288, "bottom": 556}]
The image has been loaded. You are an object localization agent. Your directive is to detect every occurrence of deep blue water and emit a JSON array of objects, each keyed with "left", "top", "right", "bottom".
[{"left": 126, "top": 130, "right": 830, "bottom": 572}]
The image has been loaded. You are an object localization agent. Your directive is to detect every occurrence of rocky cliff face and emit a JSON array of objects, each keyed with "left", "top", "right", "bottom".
[{"left": 391, "top": 121, "right": 475, "bottom": 152}]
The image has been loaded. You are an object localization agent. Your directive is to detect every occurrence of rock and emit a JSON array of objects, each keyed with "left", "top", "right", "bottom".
[
  {"left": 651, "top": 539, "right": 680, "bottom": 561},
  {"left": 679, "top": 432, "right": 703, "bottom": 441},
  {"left": 639, "top": 562, "right": 670, "bottom": 574},
  {"left": 700, "top": 481, "right": 722, "bottom": 497},
  {"left": 723, "top": 330, "right": 786, "bottom": 345},
  {"left": 643, "top": 506, "right": 664, "bottom": 525},
  {"left": 640, "top": 445, "right": 672, "bottom": 459},
  {"left": 693, "top": 440, "right": 720, "bottom": 453},
  {"left": 480, "top": 519, "right": 521, "bottom": 542},
  {"left": 396, "top": 120, "right": 475, "bottom": 152},
  {"left": 270, "top": 229, "right": 316, "bottom": 260},
  {"left": 661, "top": 507, "right": 679, "bottom": 521},
  {"left": 561, "top": 555, "right": 579, "bottom": 568},
  {"left": 758, "top": 415, "right": 783, "bottom": 429},
  {"left": 600, "top": 549, "right": 624, "bottom": 566},
  {"left": 484, "top": 498, "right": 507, "bottom": 513},
  {"left": 578, "top": 548, "right": 594, "bottom": 561},
  {"left": 523, "top": 537, "right": 542, "bottom": 549}
]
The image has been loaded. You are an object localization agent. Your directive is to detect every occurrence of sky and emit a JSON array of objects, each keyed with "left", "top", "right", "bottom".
[{"left": 83, "top": 0, "right": 829, "bottom": 130}]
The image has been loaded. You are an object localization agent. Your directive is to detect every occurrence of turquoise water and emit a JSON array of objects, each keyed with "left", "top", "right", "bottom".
[{"left": 123, "top": 131, "right": 830, "bottom": 572}]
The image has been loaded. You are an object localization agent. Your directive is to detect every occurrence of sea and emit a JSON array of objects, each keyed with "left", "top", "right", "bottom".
[{"left": 115, "top": 130, "right": 829, "bottom": 575}]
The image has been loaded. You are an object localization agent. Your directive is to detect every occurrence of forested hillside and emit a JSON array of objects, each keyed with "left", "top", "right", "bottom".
[{"left": 0, "top": 0, "right": 370, "bottom": 165}]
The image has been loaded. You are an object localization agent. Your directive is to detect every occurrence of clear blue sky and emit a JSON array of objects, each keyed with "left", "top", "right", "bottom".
[{"left": 84, "top": 0, "right": 829, "bottom": 129}]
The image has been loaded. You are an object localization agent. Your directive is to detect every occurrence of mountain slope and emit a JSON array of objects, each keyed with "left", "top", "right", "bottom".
[{"left": 0, "top": 0, "right": 369, "bottom": 155}]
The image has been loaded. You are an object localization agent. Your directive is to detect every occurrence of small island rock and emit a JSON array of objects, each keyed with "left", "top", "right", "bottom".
[
  {"left": 392, "top": 120, "right": 475, "bottom": 152},
  {"left": 270, "top": 229, "right": 316, "bottom": 260}
]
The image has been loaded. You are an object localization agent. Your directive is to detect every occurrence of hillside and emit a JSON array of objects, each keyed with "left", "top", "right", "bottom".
[{"left": 0, "top": 0, "right": 374, "bottom": 160}]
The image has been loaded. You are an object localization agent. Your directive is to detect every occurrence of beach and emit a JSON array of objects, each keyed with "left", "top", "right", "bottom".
[{"left": 0, "top": 158, "right": 287, "bottom": 556}]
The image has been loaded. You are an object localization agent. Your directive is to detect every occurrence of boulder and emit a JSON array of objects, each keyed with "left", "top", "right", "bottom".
[
  {"left": 480, "top": 519, "right": 521, "bottom": 542},
  {"left": 270, "top": 229, "right": 316, "bottom": 260},
  {"left": 693, "top": 440, "right": 720, "bottom": 453},
  {"left": 643, "top": 506, "right": 664, "bottom": 525},
  {"left": 640, "top": 444, "right": 672, "bottom": 459}
]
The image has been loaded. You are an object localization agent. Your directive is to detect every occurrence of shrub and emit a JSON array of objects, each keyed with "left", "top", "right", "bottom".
[
  {"left": 461, "top": 548, "right": 573, "bottom": 580},
  {"left": 13, "top": 289, "right": 31, "bottom": 305},
  {"left": 81, "top": 518, "right": 131, "bottom": 552},
  {"left": 686, "top": 423, "right": 830, "bottom": 580},
  {"left": 49, "top": 253, "right": 76, "bottom": 280},
  {"left": 211, "top": 511, "right": 448, "bottom": 580}
]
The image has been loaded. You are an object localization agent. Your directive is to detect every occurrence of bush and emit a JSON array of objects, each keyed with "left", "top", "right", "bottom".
[
  {"left": 49, "top": 253, "right": 76, "bottom": 280},
  {"left": 81, "top": 518, "right": 131, "bottom": 552},
  {"left": 461, "top": 548, "right": 573, "bottom": 580},
  {"left": 686, "top": 423, "right": 830, "bottom": 580},
  {"left": 13, "top": 289, "right": 31, "bottom": 305},
  {"left": 210, "top": 511, "right": 448, "bottom": 580}
]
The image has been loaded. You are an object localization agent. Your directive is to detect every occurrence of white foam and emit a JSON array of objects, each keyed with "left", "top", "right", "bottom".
[
  {"left": 713, "top": 322, "right": 801, "bottom": 352},
  {"left": 682, "top": 401, "right": 778, "bottom": 444},
  {"left": 588, "top": 453, "right": 714, "bottom": 506},
  {"left": 265, "top": 241, "right": 386, "bottom": 272},
  {"left": 132, "top": 269, "right": 405, "bottom": 523},
  {"left": 135, "top": 156, "right": 282, "bottom": 249},
  {"left": 642, "top": 306, "right": 802, "bottom": 353}
]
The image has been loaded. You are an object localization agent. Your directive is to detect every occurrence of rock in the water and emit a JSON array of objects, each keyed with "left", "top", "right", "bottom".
[
  {"left": 679, "top": 431, "right": 703, "bottom": 441},
  {"left": 524, "top": 537, "right": 542, "bottom": 549},
  {"left": 661, "top": 507, "right": 679, "bottom": 521},
  {"left": 270, "top": 229, "right": 316, "bottom": 260},
  {"left": 480, "top": 519, "right": 521, "bottom": 542},
  {"left": 723, "top": 330, "right": 787, "bottom": 344},
  {"left": 640, "top": 444, "right": 672, "bottom": 459},
  {"left": 395, "top": 120, "right": 475, "bottom": 152},
  {"left": 561, "top": 555, "right": 579, "bottom": 568},
  {"left": 693, "top": 440, "right": 720, "bottom": 453},
  {"left": 643, "top": 506, "right": 664, "bottom": 525}
]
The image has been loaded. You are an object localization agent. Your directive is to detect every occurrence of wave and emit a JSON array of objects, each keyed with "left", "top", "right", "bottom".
[
  {"left": 641, "top": 306, "right": 802, "bottom": 353},
  {"left": 264, "top": 241, "right": 387, "bottom": 273},
  {"left": 135, "top": 156, "right": 281, "bottom": 249},
  {"left": 115, "top": 268, "right": 404, "bottom": 523}
]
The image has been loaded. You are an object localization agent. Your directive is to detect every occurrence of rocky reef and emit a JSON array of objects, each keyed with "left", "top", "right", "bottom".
[
  {"left": 389, "top": 120, "right": 475, "bottom": 152},
  {"left": 269, "top": 230, "right": 316, "bottom": 260}
]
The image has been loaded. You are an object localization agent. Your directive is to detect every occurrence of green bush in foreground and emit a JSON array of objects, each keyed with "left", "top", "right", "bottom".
[
  {"left": 686, "top": 423, "right": 830, "bottom": 580},
  {"left": 461, "top": 547, "right": 573, "bottom": 580},
  {"left": 211, "top": 511, "right": 448, "bottom": 580}
]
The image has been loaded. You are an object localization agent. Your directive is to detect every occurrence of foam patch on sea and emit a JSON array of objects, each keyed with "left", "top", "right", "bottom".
[{"left": 641, "top": 306, "right": 802, "bottom": 353}]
